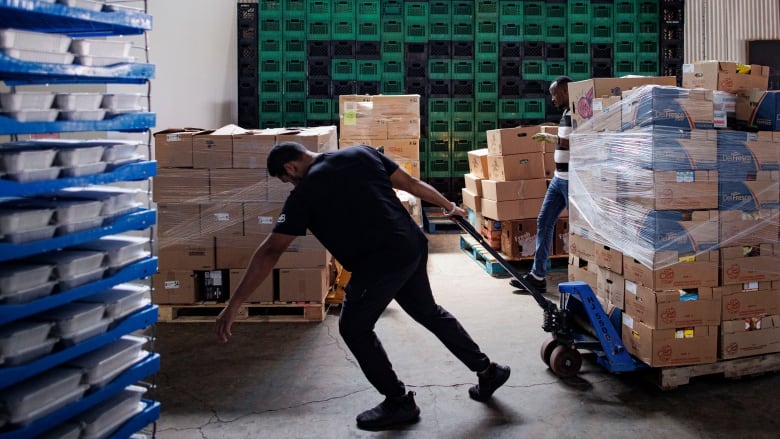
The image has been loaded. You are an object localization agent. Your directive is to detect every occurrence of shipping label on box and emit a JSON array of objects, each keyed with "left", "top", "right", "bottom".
[
  {"left": 718, "top": 176, "right": 780, "bottom": 211},
  {"left": 487, "top": 152, "right": 546, "bottom": 181},
  {"left": 500, "top": 219, "right": 537, "bottom": 259},
  {"left": 736, "top": 90, "right": 780, "bottom": 131},
  {"left": 719, "top": 209, "right": 779, "bottom": 246},
  {"left": 154, "top": 128, "right": 203, "bottom": 168},
  {"left": 486, "top": 126, "right": 543, "bottom": 156},
  {"left": 153, "top": 168, "right": 210, "bottom": 203},
  {"left": 622, "top": 316, "right": 718, "bottom": 367},
  {"left": 197, "top": 269, "right": 229, "bottom": 302},
  {"left": 200, "top": 202, "right": 243, "bottom": 237},
  {"left": 278, "top": 267, "right": 329, "bottom": 302},
  {"left": 193, "top": 131, "right": 233, "bottom": 169},
  {"left": 621, "top": 87, "right": 714, "bottom": 130},
  {"left": 481, "top": 197, "right": 543, "bottom": 221},
  {"left": 153, "top": 270, "right": 198, "bottom": 304},
  {"left": 622, "top": 250, "right": 720, "bottom": 290},
  {"left": 720, "top": 244, "right": 780, "bottom": 285},
  {"left": 717, "top": 282, "right": 780, "bottom": 320},
  {"left": 682, "top": 61, "right": 770, "bottom": 94},
  {"left": 243, "top": 202, "right": 284, "bottom": 235},
  {"left": 720, "top": 315, "right": 780, "bottom": 359},
  {"left": 229, "top": 269, "right": 274, "bottom": 303},
  {"left": 480, "top": 178, "right": 547, "bottom": 201},
  {"left": 157, "top": 237, "right": 215, "bottom": 271},
  {"left": 210, "top": 168, "right": 268, "bottom": 202},
  {"left": 717, "top": 130, "right": 780, "bottom": 177},
  {"left": 156, "top": 202, "right": 200, "bottom": 238},
  {"left": 467, "top": 149, "right": 490, "bottom": 179},
  {"left": 624, "top": 281, "right": 721, "bottom": 329}
]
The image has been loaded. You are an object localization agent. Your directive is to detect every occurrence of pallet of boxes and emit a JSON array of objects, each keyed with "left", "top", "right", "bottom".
[
  {"left": 568, "top": 65, "right": 780, "bottom": 388},
  {"left": 152, "top": 125, "right": 337, "bottom": 323},
  {"left": 460, "top": 124, "right": 568, "bottom": 272},
  {"left": 337, "top": 94, "right": 423, "bottom": 228}
]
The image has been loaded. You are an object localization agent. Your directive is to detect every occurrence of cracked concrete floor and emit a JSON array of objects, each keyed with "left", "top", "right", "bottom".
[{"left": 144, "top": 233, "right": 780, "bottom": 438}]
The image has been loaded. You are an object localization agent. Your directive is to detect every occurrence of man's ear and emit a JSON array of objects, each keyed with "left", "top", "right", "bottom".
[{"left": 282, "top": 161, "right": 296, "bottom": 176}]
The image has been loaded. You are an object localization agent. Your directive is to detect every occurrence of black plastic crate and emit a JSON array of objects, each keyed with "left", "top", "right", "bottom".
[
  {"left": 307, "top": 79, "right": 331, "bottom": 97},
  {"left": 429, "top": 41, "right": 451, "bottom": 58},
  {"left": 238, "top": 3, "right": 258, "bottom": 23},
  {"left": 520, "top": 79, "right": 548, "bottom": 97},
  {"left": 307, "top": 41, "right": 331, "bottom": 58},
  {"left": 238, "top": 62, "right": 257, "bottom": 80},
  {"left": 238, "top": 79, "right": 257, "bottom": 97},
  {"left": 499, "top": 78, "right": 522, "bottom": 97},
  {"left": 332, "top": 80, "right": 356, "bottom": 95},
  {"left": 523, "top": 41, "right": 545, "bottom": 59},
  {"left": 546, "top": 43, "right": 566, "bottom": 60},
  {"left": 332, "top": 40, "right": 356, "bottom": 58},
  {"left": 405, "top": 42, "right": 429, "bottom": 60},
  {"left": 500, "top": 42, "right": 522, "bottom": 59},
  {"left": 662, "top": 3, "right": 684, "bottom": 23},
  {"left": 238, "top": 96, "right": 258, "bottom": 128},
  {"left": 592, "top": 61, "right": 613, "bottom": 78},
  {"left": 661, "top": 41, "right": 683, "bottom": 61},
  {"left": 452, "top": 41, "right": 475, "bottom": 59},
  {"left": 238, "top": 42, "right": 257, "bottom": 62},
  {"left": 307, "top": 119, "right": 336, "bottom": 128},
  {"left": 498, "top": 119, "right": 522, "bottom": 129},
  {"left": 452, "top": 80, "right": 474, "bottom": 97},
  {"left": 405, "top": 61, "right": 427, "bottom": 78},
  {"left": 406, "top": 79, "right": 428, "bottom": 96},
  {"left": 308, "top": 58, "right": 331, "bottom": 78},
  {"left": 500, "top": 60, "right": 521, "bottom": 78},
  {"left": 428, "top": 79, "right": 451, "bottom": 97},
  {"left": 592, "top": 44, "right": 612, "bottom": 59},
  {"left": 356, "top": 41, "right": 381, "bottom": 59},
  {"left": 357, "top": 81, "right": 381, "bottom": 95}
]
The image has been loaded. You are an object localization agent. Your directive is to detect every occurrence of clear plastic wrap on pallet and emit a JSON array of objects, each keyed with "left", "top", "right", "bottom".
[{"left": 570, "top": 85, "right": 779, "bottom": 275}]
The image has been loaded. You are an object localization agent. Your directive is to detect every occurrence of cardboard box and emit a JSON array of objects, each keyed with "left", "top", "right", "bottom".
[
  {"left": 622, "top": 316, "right": 718, "bottom": 367},
  {"left": 628, "top": 209, "right": 719, "bottom": 254},
  {"left": 682, "top": 61, "right": 770, "bottom": 94},
  {"left": 736, "top": 90, "right": 780, "bottom": 131},
  {"left": 386, "top": 116, "right": 421, "bottom": 139},
  {"left": 487, "top": 152, "right": 546, "bottom": 181},
  {"left": 717, "top": 282, "right": 780, "bottom": 320},
  {"left": 596, "top": 267, "right": 625, "bottom": 308},
  {"left": 568, "top": 76, "right": 677, "bottom": 129},
  {"left": 621, "top": 170, "right": 718, "bottom": 210},
  {"left": 397, "top": 159, "right": 421, "bottom": 179},
  {"left": 229, "top": 269, "right": 274, "bottom": 303},
  {"left": 622, "top": 129, "right": 718, "bottom": 171},
  {"left": 717, "top": 130, "right": 780, "bottom": 178},
  {"left": 481, "top": 218, "right": 502, "bottom": 249},
  {"left": 339, "top": 116, "right": 388, "bottom": 139},
  {"left": 215, "top": 235, "right": 263, "bottom": 269},
  {"left": 153, "top": 270, "right": 198, "bottom": 304},
  {"left": 501, "top": 219, "right": 537, "bottom": 259},
  {"left": 624, "top": 281, "right": 721, "bottom": 329},
  {"left": 595, "top": 242, "right": 623, "bottom": 273},
  {"left": 486, "top": 126, "right": 543, "bottom": 156},
  {"left": 157, "top": 237, "right": 215, "bottom": 271},
  {"left": 718, "top": 174, "right": 780, "bottom": 211},
  {"left": 276, "top": 247, "right": 331, "bottom": 269},
  {"left": 154, "top": 128, "right": 202, "bottom": 168},
  {"left": 153, "top": 168, "right": 209, "bottom": 203},
  {"left": 481, "top": 178, "right": 547, "bottom": 201},
  {"left": 568, "top": 233, "right": 597, "bottom": 261},
  {"left": 481, "top": 197, "right": 543, "bottom": 220},
  {"left": 621, "top": 86, "right": 714, "bottom": 130},
  {"left": 622, "top": 251, "right": 719, "bottom": 290},
  {"left": 338, "top": 94, "right": 421, "bottom": 117},
  {"left": 232, "top": 128, "right": 284, "bottom": 169},
  {"left": 210, "top": 169, "right": 268, "bottom": 202},
  {"left": 156, "top": 202, "right": 200, "bottom": 238},
  {"left": 461, "top": 188, "right": 481, "bottom": 212},
  {"left": 720, "top": 315, "right": 780, "bottom": 359},
  {"left": 342, "top": 138, "right": 420, "bottom": 161},
  {"left": 568, "top": 255, "right": 598, "bottom": 287},
  {"left": 467, "top": 149, "right": 490, "bottom": 179},
  {"left": 543, "top": 153, "right": 555, "bottom": 178},
  {"left": 720, "top": 244, "right": 780, "bottom": 285},
  {"left": 243, "top": 202, "right": 284, "bottom": 235},
  {"left": 589, "top": 96, "right": 623, "bottom": 132},
  {"left": 193, "top": 130, "right": 234, "bottom": 169},
  {"left": 200, "top": 202, "right": 243, "bottom": 237},
  {"left": 719, "top": 209, "right": 780, "bottom": 246},
  {"left": 278, "top": 267, "right": 329, "bottom": 302},
  {"left": 277, "top": 126, "right": 338, "bottom": 152},
  {"left": 463, "top": 173, "right": 482, "bottom": 196},
  {"left": 554, "top": 218, "right": 569, "bottom": 256}
]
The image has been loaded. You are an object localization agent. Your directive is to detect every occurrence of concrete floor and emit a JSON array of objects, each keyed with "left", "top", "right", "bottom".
[{"left": 145, "top": 233, "right": 780, "bottom": 439}]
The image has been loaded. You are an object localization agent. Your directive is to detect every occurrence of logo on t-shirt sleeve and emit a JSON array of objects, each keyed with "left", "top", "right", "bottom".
[{"left": 277, "top": 213, "right": 286, "bottom": 223}]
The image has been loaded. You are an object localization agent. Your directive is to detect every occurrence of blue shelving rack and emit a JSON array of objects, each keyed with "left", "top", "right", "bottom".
[{"left": 0, "top": 1, "right": 159, "bottom": 437}]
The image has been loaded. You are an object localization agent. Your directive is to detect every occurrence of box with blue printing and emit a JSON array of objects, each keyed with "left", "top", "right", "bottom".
[
  {"left": 718, "top": 174, "right": 780, "bottom": 211},
  {"left": 621, "top": 86, "right": 714, "bottom": 131},
  {"left": 717, "top": 130, "right": 780, "bottom": 179},
  {"left": 736, "top": 90, "right": 780, "bottom": 131},
  {"left": 631, "top": 209, "right": 719, "bottom": 254},
  {"left": 612, "top": 128, "right": 717, "bottom": 171}
]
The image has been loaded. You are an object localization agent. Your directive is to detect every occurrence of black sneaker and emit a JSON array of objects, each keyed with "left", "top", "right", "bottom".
[
  {"left": 356, "top": 391, "right": 421, "bottom": 431},
  {"left": 509, "top": 273, "right": 546, "bottom": 295},
  {"left": 469, "top": 363, "right": 511, "bottom": 402}
]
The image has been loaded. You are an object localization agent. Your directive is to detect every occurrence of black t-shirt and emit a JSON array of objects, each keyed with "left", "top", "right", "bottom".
[{"left": 273, "top": 145, "right": 425, "bottom": 274}]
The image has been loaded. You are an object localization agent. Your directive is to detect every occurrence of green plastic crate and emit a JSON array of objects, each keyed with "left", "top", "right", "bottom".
[
  {"left": 429, "top": 98, "right": 451, "bottom": 115},
  {"left": 260, "top": 99, "right": 281, "bottom": 113},
  {"left": 332, "top": 59, "right": 356, "bottom": 80},
  {"left": 545, "top": 24, "right": 566, "bottom": 43},
  {"left": 477, "top": 0, "right": 499, "bottom": 17},
  {"left": 381, "top": 79, "right": 404, "bottom": 94},
  {"left": 591, "top": 24, "right": 613, "bottom": 43},
  {"left": 429, "top": 21, "right": 451, "bottom": 40},
  {"left": 452, "top": 117, "right": 474, "bottom": 133},
  {"left": 430, "top": 1, "right": 451, "bottom": 17},
  {"left": 476, "top": 80, "right": 498, "bottom": 98},
  {"left": 333, "top": 20, "right": 356, "bottom": 39},
  {"left": 568, "top": 41, "right": 590, "bottom": 60},
  {"left": 453, "top": 98, "right": 474, "bottom": 114},
  {"left": 381, "top": 18, "right": 403, "bottom": 39},
  {"left": 405, "top": 22, "right": 428, "bottom": 42},
  {"left": 614, "top": 59, "right": 637, "bottom": 76},
  {"left": 475, "top": 115, "right": 497, "bottom": 133},
  {"left": 499, "top": 98, "right": 522, "bottom": 119},
  {"left": 429, "top": 118, "right": 451, "bottom": 134},
  {"left": 475, "top": 60, "right": 497, "bottom": 76},
  {"left": 500, "top": 23, "right": 522, "bottom": 41},
  {"left": 404, "top": 2, "right": 428, "bottom": 18},
  {"left": 615, "top": 40, "right": 636, "bottom": 55},
  {"left": 477, "top": 20, "right": 499, "bottom": 39},
  {"left": 307, "top": 21, "right": 331, "bottom": 40},
  {"left": 357, "top": 60, "right": 382, "bottom": 81},
  {"left": 307, "top": 0, "right": 330, "bottom": 20},
  {"left": 522, "top": 60, "right": 545, "bottom": 80},
  {"left": 523, "top": 1, "right": 545, "bottom": 23},
  {"left": 382, "top": 60, "right": 403, "bottom": 76},
  {"left": 453, "top": 60, "right": 475, "bottom": 79},
  {"left": 453, "top": 1, "right": 475, "bottom": 16},
  {"left": 428, "top": 59, "right": 451, "bottom": 79},
  {"left": 546, "top": 61, "right": 566, "bottom": 81},
  {"left": 333, "top": 0, "right": 356, "bottom": 16},
  {"left": 284, "top": 98, "right": 305, "bottom": 113},
  {"left": 568, "top": 1, "right": 589, "bottom": 21},
  {"left": 476, "top": 40, "right": 498, "bottom": 60},
  {"left": 306, "top": 98, "right": 333, "bottom": 119},
  {"left": 452, "top": 20, "right": 475, "bottom": 40},
  {"left": 357, "top": 21, "right": 380, "bottom": 41},
  {"left": 429, "top": 139, "right": 451, "bottom": 153},
  {"left": 452, "top": 136, "right": 476, "bottom": 153},
  {"left": 520, "top": 98, "right": 545, "bottom": 119}
]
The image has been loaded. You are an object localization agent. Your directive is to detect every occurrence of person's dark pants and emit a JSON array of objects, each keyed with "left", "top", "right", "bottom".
[{"left": 339, "top": 241, "right": 490, "bottom": 397}]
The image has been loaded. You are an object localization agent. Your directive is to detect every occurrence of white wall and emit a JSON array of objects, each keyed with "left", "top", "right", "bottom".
[{"left": 148, "top": 1, "right": 238, "bottom": 132}]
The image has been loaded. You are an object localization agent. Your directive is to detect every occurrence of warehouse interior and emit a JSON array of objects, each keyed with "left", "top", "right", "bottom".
[{"left": 1, "top": 1, "right": 780, "bottom": 438}]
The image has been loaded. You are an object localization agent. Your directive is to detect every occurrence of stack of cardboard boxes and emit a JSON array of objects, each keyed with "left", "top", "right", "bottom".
[
  {"left": 337, "top": 94, "right": 423, "bottom": 225},
  {"left": 152, "top": 125, "right": 336, "bottom": 307},
  {"left": 461, "top": 125, "right": 566, "bottom": 260},
  {"left": 568, "top": 64, "right": 780, "bottom": 367}
]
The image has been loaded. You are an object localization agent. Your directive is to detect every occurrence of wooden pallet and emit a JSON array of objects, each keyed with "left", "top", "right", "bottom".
[
  {"left": 645, "top": 352, "right": 780, "bottom": 390},
  {"left": 158, "top": 301, "right": 328, "bottom": 323},
  {"left": 459, "top": 234, "right": 509, "bottom": 277}
]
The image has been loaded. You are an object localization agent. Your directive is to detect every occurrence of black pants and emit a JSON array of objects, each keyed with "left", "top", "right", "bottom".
[{"left": 339, "top": 242, "right": 490, "bottom": 397}]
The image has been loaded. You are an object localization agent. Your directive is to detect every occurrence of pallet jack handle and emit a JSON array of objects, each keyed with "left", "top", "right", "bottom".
[{"left": 450, "top": 215, "right": 558, "bottom": 313}]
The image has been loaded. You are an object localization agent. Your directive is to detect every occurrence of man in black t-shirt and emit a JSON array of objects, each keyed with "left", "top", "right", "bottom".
[{"left": 216, "top": 142, "right": 510, "bottom": 431}]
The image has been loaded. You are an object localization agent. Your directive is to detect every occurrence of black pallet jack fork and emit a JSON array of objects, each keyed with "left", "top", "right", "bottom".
[{"left": 451, "top": 215, "right": 645, "bottom": 377}]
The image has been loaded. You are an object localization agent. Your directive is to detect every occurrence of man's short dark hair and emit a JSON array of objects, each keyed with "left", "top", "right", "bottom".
[
  {"left": 552, "top": 76, "right": 573, "bottom": 88},
  {"left": 267, "top": 141, "right": 308, "bottom": 177}
]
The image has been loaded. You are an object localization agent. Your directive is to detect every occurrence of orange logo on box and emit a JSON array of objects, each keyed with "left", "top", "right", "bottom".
[
  {"left": 660, "top": 187, "right": 674, "bottom": 197},
  {"left": 660, "top": 268, "right": 675, "bottom": 281},
  {"left": 726, "top": 342, "right": 739, "bottom": 356},
  {"left": 726, "top": 298, "right": 741, "bottom": 313},
  {"left": 657, "top": 345, "right": 673, "bottom": 362},
  {"left": 661, "top": 307, "right": 677, "bottom": 323},
  {"left": 726, "top": 264, "right": 741, "bottom": 279}
]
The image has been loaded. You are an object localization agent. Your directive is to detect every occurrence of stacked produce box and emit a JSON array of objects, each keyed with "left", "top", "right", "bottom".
[
  {"left": 152, "top": 125, "right": 336, "bottom": 306},
  {"left": 568, "top": 62, "right": 779, "bottom": 367}
]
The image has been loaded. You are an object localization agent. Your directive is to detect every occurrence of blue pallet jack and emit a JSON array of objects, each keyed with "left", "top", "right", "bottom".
[{"left": 452, "top": 216, "right": 647, "bottom": 378}]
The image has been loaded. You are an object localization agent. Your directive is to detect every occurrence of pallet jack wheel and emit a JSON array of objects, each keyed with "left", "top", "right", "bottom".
[
  {"left": 549, "top": 345, "right": 582, "bottom": 378},
  {"left": 540, "top": 338, "right": 558, "bottom": 366}
]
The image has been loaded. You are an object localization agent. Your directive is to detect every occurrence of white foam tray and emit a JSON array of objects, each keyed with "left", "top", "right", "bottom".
[
  {"left": 2, "top": 48, "right": 75, "bottom": 64},
  {"left": 101, "top": 93, "right": 144, "bottom": 110},
  {"left": 44, "top": 301, "right": 107, "bottom": 336},
  {"left": 1, "top": 109, "right": 59, "bottom": 122},
  {"left": 0, "top": 207, "right": 55, "bottom": 234},
  {"left": 60, "top": 161, "right": 108, "bottom": 178},
  {"left": 78, "top": 385, "right": 146, "bottom": 439},
  {"left": 55, "top": 186, "right": 143, "bottom": 217},
  {"left": 56, "top": 145, "right": 105, "bottom": 166},
  {"left": 0, "top": 338, "right": 58, "bottom": 366},
  {"left": 0, "top": 29, "right": 71, "bottom": 53},
  {"left": 59, "top": 109, "right": 107, "bottom": 121},
  {"left": 56, "top": 216, "right": 104, "bottom": 235},
  {"left": 75, "top": 55, "right": 134, "bottom": 67},
  {"left": 80, "top": 283, "right": 149, "bottom": 320},
  {"left": 4, "top": 167, "right": 61, "bottom": 183},
  {"left": 102, "top": 142, "right": 140, "bottom": 162},
  {"left": 59, "top": 318, "right": 111, "bottom": 347},
  {"left": 3, "top": 225, "right": 57, "bottom": 244},
  {"left": 67, "top": 335, "right": 147, "bottom": 387},
  {"left": 0, "top": 320, "right": 53, "bottom": 356},
  {"left": 0, "top": 146, "right": 57, "bottom": 173},
  {"left": 58, "top": 0, "right": 105, "bottom": 12},
  {"left": 54, "top": 93, "right": 103, "bottom": 111},
  {"left": 39, "top": 421, "right": 82, "bottom": 439},
  {"left": 0, "top": 264, "right": 54, "bottom": 295},
  {"left": 29, "top": 197, "right": 103, "bottom": 224},
  {"left": 76, "top": 236, "right": 148, "bottom": 270},
  {"left": 58, "top": 266, "right": 107, "bottom": 291},
  {"left": 70, "top": 39, "right": 132, "bottom": 58},
  {"left": 0, "top": 92, "right": 56, "bottom": 111},
  {"left": 2, "top": 368, "right": 87, "bottom": 425},
  {"left": 31, "top": 250, "right": 106, "bottom": 280}
]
